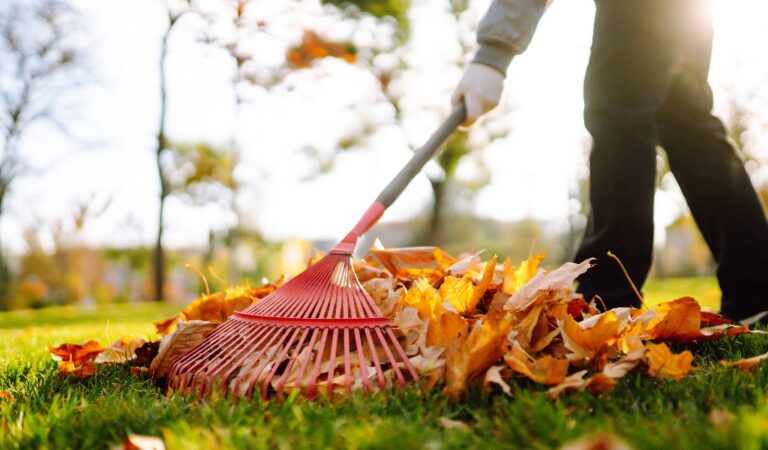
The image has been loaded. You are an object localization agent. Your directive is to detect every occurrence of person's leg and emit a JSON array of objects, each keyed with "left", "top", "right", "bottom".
[
  {"left": 656, "top": 5, "right": 768, "bottom": 321},
  {"left": 574, "top": 1, "right": 678, "bottom": 309}
]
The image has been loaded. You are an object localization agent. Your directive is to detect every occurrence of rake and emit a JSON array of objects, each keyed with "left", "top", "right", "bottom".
[{"left": 167, "top": 103, "right": 466, "bottom": 401}]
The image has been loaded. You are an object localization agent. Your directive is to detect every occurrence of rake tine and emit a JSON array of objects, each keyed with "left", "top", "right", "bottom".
[
  {"left": 385, "top": 327, "right": 419, "bottom": 382},
  {"left": 260, "top": 327, "right": 304, "bottom": 400},
  {"left": 354, "top": 328, "right": 369, "bottom": 393},
  {"left": 343, "top": 328, "right": 352, "bottom": 395},
  {"left": 273, "top": 327, "right": 312, "bottom": 400},
  {"left": 364, "top": 328, "right": 387, "bottom": 390},
  {"left": 237, "top": 326, "right": 291, "bottom": 398},
  {"left": 374, "top": 327, "right": 406, "bottom": 388},
  {"left": 307, "top": 328, "right": 330, "bottom": 400},
  {"left": 324, "top": 328, "right": 340, "bottom": 402}
]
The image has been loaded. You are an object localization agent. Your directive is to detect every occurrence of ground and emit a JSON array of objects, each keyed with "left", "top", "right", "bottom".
[{"left": 2, "top": 277, "right": 768, "bottom": 449}]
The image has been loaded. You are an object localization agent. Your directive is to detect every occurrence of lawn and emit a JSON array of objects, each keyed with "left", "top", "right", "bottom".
[{"left": 2, "top": 278, "right": 768, "bottom": 449}]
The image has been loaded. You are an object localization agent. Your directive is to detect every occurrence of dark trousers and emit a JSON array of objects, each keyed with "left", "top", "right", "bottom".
[{"left": 573, "top": 0, "right": 768, "bottom": 320}]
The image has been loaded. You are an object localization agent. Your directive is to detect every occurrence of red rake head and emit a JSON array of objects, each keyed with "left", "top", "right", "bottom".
[{"left": 166, "top": 248, "right": 419, "bottom": 401}]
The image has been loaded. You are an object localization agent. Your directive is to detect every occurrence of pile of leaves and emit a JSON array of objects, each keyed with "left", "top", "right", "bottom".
[{"left": 49, "top": 245, "right": 768, "bottom": 399}]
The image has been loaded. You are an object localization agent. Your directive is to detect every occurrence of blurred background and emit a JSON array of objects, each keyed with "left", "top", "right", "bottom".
[{"left": 1, "top": 0, "right": 767, "bottom": 310}]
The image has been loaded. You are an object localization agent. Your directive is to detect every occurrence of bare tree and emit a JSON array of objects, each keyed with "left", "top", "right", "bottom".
[
  {"left": 0, "top": 0, "right": 83, "bottom": 302},
  {"left": 153, "top": 0, "right": 192, "bottom": 301}
]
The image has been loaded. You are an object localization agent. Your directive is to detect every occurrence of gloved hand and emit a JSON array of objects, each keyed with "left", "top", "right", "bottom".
[{"left": 451, "top": 62, "right": 504, "bottom": 126}]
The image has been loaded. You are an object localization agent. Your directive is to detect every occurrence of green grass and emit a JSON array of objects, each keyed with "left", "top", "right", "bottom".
[{"left": 2, "top": 279, "right": 768, "bottom": 449}]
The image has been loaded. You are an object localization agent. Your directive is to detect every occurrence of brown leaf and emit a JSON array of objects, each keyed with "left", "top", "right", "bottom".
[
  {"left": 0, "top": 390, "right": 11, "bottom": 401},
  {"left": 150, "top": 320, "right": 219, "bottom": 378},
  {"left": 560, "top": 433, "right": 633, "bottom": 450}
]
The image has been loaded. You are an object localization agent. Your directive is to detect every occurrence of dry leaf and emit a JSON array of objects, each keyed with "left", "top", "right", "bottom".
[
  {"left": 95, "top": 337, "right": 146, "bottom": 364},
  {"left": 504, "top": 341, "right": 569, "bottom": 385},
  {"left": 560, "top": 310, "right": 628, "bottom": 361},
  {"left": 646, "top": 342, "right": 694, "bottom": 381},
  {"left": 0, "top": 390, "right": 11, "bottom": 401},
  {"left": 445, "top": 309, "right": 513, "bottom": 397},
  {"left": 438, "top": 417, "right": 470, "bottom": 431},
  {"left": 720, "top": 350, "right": 768, "bottom": 372},
  {"left": 505, "top": 259, "right": 593, "bottom": 313},
  {"left": 50, "top": 340, "right": 105, "bottom": 378},
  {"left": 483, "top": 365, "right": 513, "bottom": 395},
  {"left": 150, "top": 320, "right": 219, "bottom": 378},
  {"left": 502, "top": 253, "right": 546, "bottom": 295},
  {"left": 114, "top": 434, "right": 165, "bottom": 450},
  {"left": 560, "top": 433, "right": 633, "bottom": 450}
]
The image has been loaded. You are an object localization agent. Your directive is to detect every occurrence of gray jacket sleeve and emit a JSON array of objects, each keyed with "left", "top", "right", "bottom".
[{"left": 472, "top": 0, "right": 550, "bottom": 75}]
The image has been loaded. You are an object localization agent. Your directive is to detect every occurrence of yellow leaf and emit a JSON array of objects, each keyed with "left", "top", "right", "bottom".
[
  {"left": 440, "top": 276, "right": 475, "bottom": 314},
  {"left": 646, "top": 342, "right": 694, "bottom": 380},
  {"left": 502, "top": 253, "right": 545, "bottom": 295},
  {"left": 402, "top": 278, "right": 442, "bottom": 322},
  {"left": 428, "top": 310, "right": 469, "bottom": 348}
]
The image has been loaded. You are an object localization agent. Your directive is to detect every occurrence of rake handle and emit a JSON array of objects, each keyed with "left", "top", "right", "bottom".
[
  {"left": 333, "top": 102, "right": 466, "bottom": 253},
  {"left": 377, "top": 101, "right": 467, "bottom": 208}
]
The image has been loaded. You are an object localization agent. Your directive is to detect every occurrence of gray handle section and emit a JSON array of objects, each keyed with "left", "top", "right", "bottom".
[{"left": 376, "top": 102, "right": 466, "bottom": 207}]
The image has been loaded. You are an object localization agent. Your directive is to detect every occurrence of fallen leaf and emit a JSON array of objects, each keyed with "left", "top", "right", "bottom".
[
  {"left": 720, "top": 350, "right": 768, "bottom": 372},
  {"left": 114, "top": 434, "right": 165, "bottom": 450},
  {"left": 502, "top": 253, "right": 546, "bottom": 295},
  {"left": 560, "top": 433, "right": 633, "bottom": 450},
  {"left": 150, "top": 320, "right": 219, "bottom": 378},
  {"left": 95, "top": 337, "right": 146, "bottom": 364},
  {"left": 438, "top": 417, "right": 470, "bottom": 431},
  {"left": 646, "top": 342, "right": 694, "bottom": 381},
  {"left": 0, "top": 391, "right": 11, "bottom": 401},
  {"left": 483, "top": 365, "right": 512, "bottom": 395},
  {"left": 505, "top": 259, "right": 593, "bottom": 313},
  {"left": 445, "top": 309, "right": 513, "bottom": 397},
  {"left": 504, "top": 341, "right": 569, "bottom": 385},
  {"left": 50, "top": 340, "right": 105, "bottom": 378},
  {"left": 370, "top": 246, "right": 457, "bottom": 280},
  {"left": 560, "top": 310, "right": 628, "bottom": 361},
  {"left": 708, "top": 408, "right": 735, "bottom": 429}
]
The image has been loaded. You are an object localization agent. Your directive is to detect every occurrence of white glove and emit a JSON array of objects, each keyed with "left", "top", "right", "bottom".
[{"left": 451, "top": 62, "right": 504, "bottom": 126}]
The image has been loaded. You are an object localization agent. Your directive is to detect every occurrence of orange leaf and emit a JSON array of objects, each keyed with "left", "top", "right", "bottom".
[
  {"left": 646, "top": 342, "right": 694, "bottom": 380},
  {"left": 428, "top": 310, "right": 469, "bottom": 348},
  {"left": 445, "top": 309, "right": 514, "bottom": 397},
  {"left": 504, "top": 342, "right": 569, "bottom": 385},
  {"left": 647, "top": 297, "right": 702, "bottom": 340},
  {"left": 49, "top": 340, "right": 105, "bottom": 366},
  {"left": 721, "top": 350, "right": 768, "bottom": 372},
  {"left": 560, "top": 310, "right": 628, "bottom": 361}
]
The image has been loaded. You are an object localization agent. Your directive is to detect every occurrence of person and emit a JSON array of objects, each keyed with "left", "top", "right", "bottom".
[{"left": 452, "top": 0, "right": 768, "bottom": 323}]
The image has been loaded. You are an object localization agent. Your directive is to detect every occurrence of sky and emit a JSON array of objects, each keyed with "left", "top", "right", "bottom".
[{"left": 4, "top": 0, "right": 768, "bottom": 253}]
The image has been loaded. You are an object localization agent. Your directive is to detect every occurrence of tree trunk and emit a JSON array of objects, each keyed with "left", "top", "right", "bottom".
[
  {"left": 427, "top": 179, "right": 446, "bottom": 245},
  {"left": 152, "top": 15, "right": 176, "bottom": 302}
]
